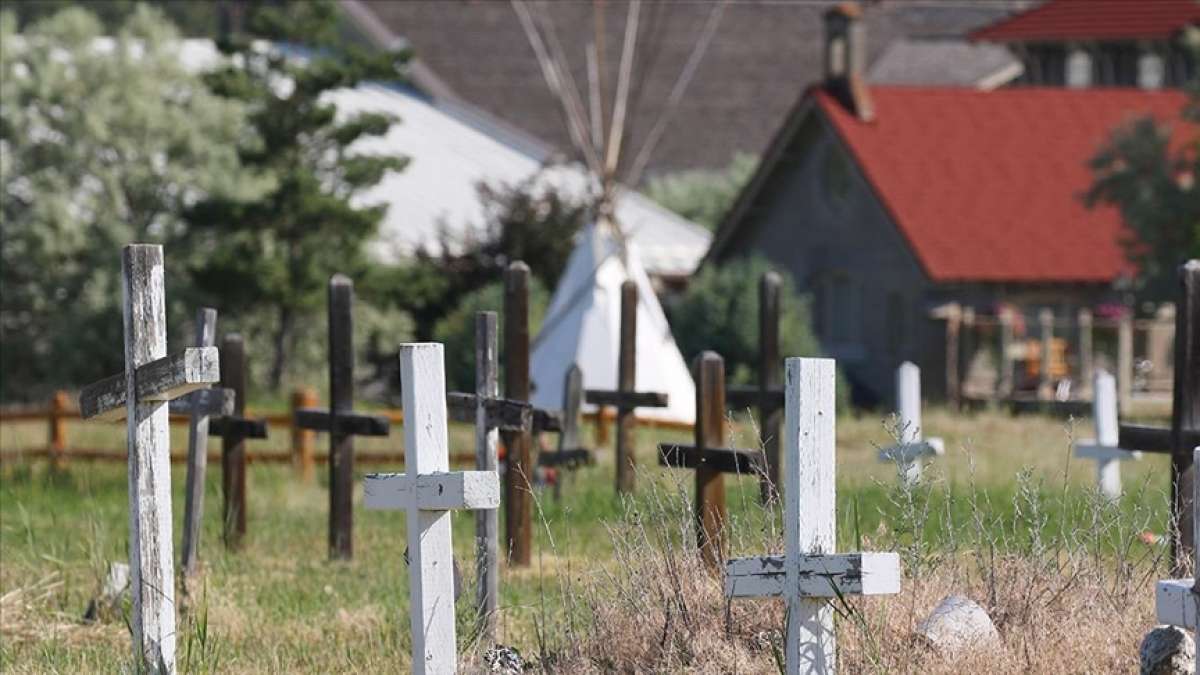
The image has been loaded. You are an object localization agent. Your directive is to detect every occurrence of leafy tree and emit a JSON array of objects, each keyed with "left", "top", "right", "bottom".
[
  {"left": 0, "top": 7, "right": 252, "bottom": 400},
  {"left": 644, "top": 153, "right": 757, "bottom": 230},
  {"left": 1087, "top": 44, "right": 1200, "bottom": 301},
  {"left": 6, "top": 0, "right": 220, "bottom": 35},
  {"left": 184, "top": 0, "right": 409, "bottom": 389}
]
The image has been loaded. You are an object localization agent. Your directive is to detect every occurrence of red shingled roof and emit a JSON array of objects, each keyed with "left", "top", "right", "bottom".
[
  {"left": 814, "top": 86, "right": 1189, "bottom": 283},
  {"left": 971, "top": 0, "right": 1200, "bottom": 42}
]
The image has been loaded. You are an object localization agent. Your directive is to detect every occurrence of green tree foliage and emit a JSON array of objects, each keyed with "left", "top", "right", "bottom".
[
  {"left": 644, "top": 153, "right": 757, "bottom": 230},
  {"left": 6, "top": 0, "right": 220, "bottom": 35},
  {"left": 1088, "top": 49, "right": 1200, "bottom": 301},
  {"left": 184, "top": 0, "right": 409, "bottom": 389},
  {"left": 431, "top": 279, "right": 549, "bottom": 393},
  {"left": 0, "top": 7, "right": 252, "bottom": 400}
]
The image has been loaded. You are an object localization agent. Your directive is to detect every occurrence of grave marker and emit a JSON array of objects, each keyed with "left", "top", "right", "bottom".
[
  {"left": 877, "top": 362, "right": 944, "bottom": 484},
  {"left": 79, "top": 244, "right": 221, "bottom": 673},
  {"left": 504, "top": 262, "right": 534, "bottom": 566},
  {"left": 1117, "top": 261, "right": 1200, "bottom": 572},
  {"left": 725, "top": 358, "right": 901, "bottom": 675},
  {"left": 658, "top": 352, "right": 763, "bottom": 567},
  {"left": 1073, "top": 369, "right": 1140, "bottom": 499},
  {"left": 585, "top": 280, "right": 669, "bottom": 493},
  {"left": 177, "top": 308, "right": 226, "bottom": 578},
  {"left": 364, "top": 343, "right": 500, "bottom": 675},
  {"left": 1154, "top": 446, "right": 1200, "bottom": 675},
  {"left": 295, "top": 274, "right": 391, "bottom": 560},
  {"left": 539, "top": 364, "right": 595, "bottom": 500}
]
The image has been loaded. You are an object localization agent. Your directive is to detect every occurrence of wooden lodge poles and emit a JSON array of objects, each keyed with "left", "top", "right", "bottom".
[{"left": 504, "top": 262, "right": 534, "bottom": 566}]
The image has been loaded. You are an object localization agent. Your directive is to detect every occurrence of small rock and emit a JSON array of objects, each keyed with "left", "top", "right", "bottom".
[
  {"left": 916, "top": 595, "right": 1001, "bottom": 657},
  {"left": 483, "top": 644, "right": 524, "bottom": 673},
  {"left": 1141, "top": 625, "right": 1195, "bottom": 675},
  {"left": 82, "top": 562, "right": 130, "bottom": 622}
]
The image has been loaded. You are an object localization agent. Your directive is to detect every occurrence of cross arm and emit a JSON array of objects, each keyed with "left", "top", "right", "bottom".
[
  {"left": 878, "top": 438, "right": 945, "bottom": 463},
  {"left": 585, "top": 389, "right": 668, "bottom": 409},
  {"left": 658, "top": 443, "right": 764, "bottom": 475},
  {"left": 1156, "top": 578, "right": 1198, "bottom": 629},
  {"left": 363, "top": 471, "right": 500, "bottom": 511},
  {"left": 1119, "top": 424, "right": 1200, "bottom": 454},
  {"left": 447, "top": 392, "right": 530, "bottom": 430},
  {"left": 725, "top": 552, "right": 902, "bottom": 598},
  {"left": 209, "top": 416, "right": 269, "bottom": 439},
  {"left": 538, "top": 448, "right": 594, "bottom": 468},
  {"left": 1073, "top": 439, "right": 1141, "bottom": 461},
  {"left": 80, "top": 346, "right": 220, "bottom": 421},
  {"left": 725, "top": 386, "right": 784, "bottom": 411},
  {"left": 294, "top": 408, "right": 390, "bottom": 436},
  {"left": 168, "top": 388, "right": 235, "bottom": 417}
]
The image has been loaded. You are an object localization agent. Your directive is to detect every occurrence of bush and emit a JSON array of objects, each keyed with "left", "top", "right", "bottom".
[
  {"left": 667, "top": 256, "right": 850, "bottom": 408},
  {"left": 644, "top": 153, "right": 757, "bottom": 230},
  {"left": 432, "top": 279, "right": 548, "bottom": 393}
]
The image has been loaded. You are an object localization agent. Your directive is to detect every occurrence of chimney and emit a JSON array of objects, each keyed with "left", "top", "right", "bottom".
[{"left": 823, "top": 2, "right": 874, "bottom": 121}]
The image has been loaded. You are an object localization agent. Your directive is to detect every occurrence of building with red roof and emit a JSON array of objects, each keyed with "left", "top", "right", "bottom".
[{"left": 705, "top": 3, "right": 1193, "bottom": 404}]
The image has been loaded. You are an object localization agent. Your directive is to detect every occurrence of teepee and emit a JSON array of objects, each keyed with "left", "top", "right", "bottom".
[{"left": 516, "top": 0, "right": 727, "bottom": 425}]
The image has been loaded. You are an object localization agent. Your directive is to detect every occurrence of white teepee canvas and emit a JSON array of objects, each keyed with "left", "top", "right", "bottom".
[{"left": 530, "top": 222, "right": 696, "bottom": 425}]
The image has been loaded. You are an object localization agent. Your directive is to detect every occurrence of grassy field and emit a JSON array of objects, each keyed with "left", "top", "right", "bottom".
[{"left": 0, "top": 407, "right": 1180, "bottom": 673}]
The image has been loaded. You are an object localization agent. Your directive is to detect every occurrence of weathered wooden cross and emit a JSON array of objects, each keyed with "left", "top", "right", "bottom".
[
  {"left": 725, "top": 358, "right": 901, "bottom": 675},
  {"left": 659, "top": 351, "right": 764, "bottom": 567},
  {"left": 364, "top": 343, "right": 500, "bottom": 675},
  {"left": 1154, "top": 445, "right": 1200, "bottom": 674},
  {"left": 584, "top": 279, "right": 669, "bottom": 493},
  {"left": 212, "top": 334, "right": 269, "bottom": 549},
  {"left": 539, "top": 363, "right": 596, "bottom": 500},
  {"left": 79, "top": 244, "right": 222, "bottom": 673},
  {"left": 726, "top": 271, "right": 785, "bottom": 503},
  {"left": 1072, "top": 369, "right": 1140, "bottom": 499},
  {"left": 295, "top": 274, "right": 391, "bottom": 560},
  {"left": 877, "top": 362, "right": 944, "bottom": 485},
  {"left": 1116, "top": 261, "right": 1200, "bottom": 572}
]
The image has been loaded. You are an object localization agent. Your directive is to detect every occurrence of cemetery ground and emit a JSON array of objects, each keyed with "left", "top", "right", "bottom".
[{"left": 0, "top": 404, "right": 1181, "bottom": 673}]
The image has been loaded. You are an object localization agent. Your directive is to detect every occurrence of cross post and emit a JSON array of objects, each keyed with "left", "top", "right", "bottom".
[
  {"left": 725, "top": 358, "right": 901, "bottom": 675},
  {"left": 1117, "top": 261, "right": 1200, "bottom": 572},
  {"left": 471, "top": 312, "right": 500, "bottom": 640},
  {"left": 295, "top": 274, "right": 391, "bottom": 560},
  {"left": 658, "top": 352, "right": 763, "bottom": 567},
  {"left": 219, "top": 334, "right": 248, "bottom": 549},
  {"left": 79, "top": 244, "right": 222, "bottom": 673},
  {"left": 585, "top": 279, "right": 669, "bottom": 494},
  {"left": 179, "top": 308, "right": 223, "bottom": 578},
  {"left": 504, "top": 261, "right": 534, "bottom": 566},
  {"left": 364, "top": 343, "right": 500, "bottom": 675},
  {"left": 539, "top": 363, "right": 595, "bottom": 500},
  {"left": 877, "top": 362, "right": 943, "bottom": 484},
  {"left": 1154, "top": 446, "right": 1200, "bottom": 674},
  {"left": 1072, "top": 369, "right": 1140, "bottom": 499}
]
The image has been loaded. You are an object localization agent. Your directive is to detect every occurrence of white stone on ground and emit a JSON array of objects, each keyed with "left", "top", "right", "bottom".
[
  {"left": 916, "top": 595, "right": 1000, "bottom": 657},
  {"left": 1140, "top": 625, "right": 1195, "bottom": 675}
]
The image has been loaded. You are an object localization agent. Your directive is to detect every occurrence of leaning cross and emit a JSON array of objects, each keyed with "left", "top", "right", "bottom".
[
  {"left": 79, "top": 244, "right": 220, "bottom": 674},
  {"left": 364, "top": 343, "right": 500, "bottom": 675},
  {"left": 295, "top": 274, "right": 391, "bottom": 560},
  {"left": 877, "top": 362, "right": 944, "bottom": 485},
  {"left": 659, "top": 351, "right": 764, "bottom": 567},
  {"left": 1117, "top": 260, "right": 1200, "bottom": 573},
  {"left": 1072, "top": 369, "right": 1140, "bottom": 499},
  {"left": 1154, "top": 446, "right": 1200, "bottom": 674},
  {"left": 585, "top": 279, "right": 668, "bottom": 493},
  {"left": 725, "top": 357, "right": 901, "bottom": 675},
  {"left": 539, "top": 363, "right": 596, "bottom": 500}
]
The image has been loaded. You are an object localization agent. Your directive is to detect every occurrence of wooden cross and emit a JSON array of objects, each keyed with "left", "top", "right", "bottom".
[
  {"left": 1116, "top": 261, "right": 1200, "bottom": 573},
  {"left": 79, "top": 244, "right": 221, "bottom": 673},
  {"left": 363, "top": 343, "right": 500, "bottom": 675},
  {"left": 1073, "top": 369, "right": 1140, "bottom": 499},
  {"left": 584, "top": 279, "right": 669, "bottom": 494},
  {"left": 658, "top": 352, "right": 764, "bottom": 567},
  {"left": 212, "top": 334, "right": 269, "bottom": 549},
  {"left": 539, "top": 363, "right": 596, "bottom": 500},
  {"left": 294, "top": 274, "right": 391, "bottom": 560},
  {"left": 877, "top": 362, "right": 944, "bottom": 485},
  {"left": 1154, "top": 445, "right": 1200, "bottom": 675},
  {"left": 725, "top": 358, "right": 901, "bottom": 675},
  {"left": 726, "top": 271, "right": 785, "bottom": 503},
  {"left": 503, "top": 262, "right": 535, "bottom": 566}
]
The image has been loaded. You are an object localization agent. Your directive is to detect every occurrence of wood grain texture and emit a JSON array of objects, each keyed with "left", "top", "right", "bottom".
[
  {"left": 474, "top": 312, "right": 500, "bottom": 640},
  {"left": 121, "top": 244, "right": 176, "bottom": 673},
  {"left": 80, "top": 347, "right": 220, "bottom": 420},
  {"left": 503, "top": 262, "right": 532, "bottom": 566},
  {"left": 726, "top": 552, "right": 902, "bottom": 598},
  {"left": 363, "top": 471, "right": 500, "bottom": 510},
  {"left": 615, "top": 279, "right": 638, "bottom": 494},
  {"left": 181, "top": 307, "right": 217, "bottom": 578},
  {"left": 169, "top": 388, "right": 234, "bottom": 416},
  {"left": 221, "top": 334, "right": 247, "bottom": 550},
  {"left": 446, "top": 393, "right": 531, "bottom": 430},
  {"left": 694, "top": 352, "right": 727, "bottom": 568}
]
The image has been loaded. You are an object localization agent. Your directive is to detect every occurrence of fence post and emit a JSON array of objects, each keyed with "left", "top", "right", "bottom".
[
  {"left": 292, "top": 387, "right": 316, "bottom": 482},
  {"left": 49, "top": 390, "right": 69, "bottom": 470}
]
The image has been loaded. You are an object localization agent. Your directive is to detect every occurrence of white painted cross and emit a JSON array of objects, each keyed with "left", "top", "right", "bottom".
[
  {"left": 1072, "top": 369, "right": 1141, "bottom": 499},
  {"left": 78, "top": 244, "right": 221, "bottom": 674},
  {"left": 878, "top": 362, "right": 944, "bottom": 484},
  {"left": 726, "top": 358, "right": 901, "bottom": 675},
  {"left": 363, "top": 343, "right": 500, "bottom": 675},
  {"left": 1154, "top": 446, "right": 1200, "bottom": 674}
]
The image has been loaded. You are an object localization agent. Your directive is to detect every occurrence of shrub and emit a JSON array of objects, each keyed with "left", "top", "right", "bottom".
[{"left": 432, "top": 279, "right": 548, "bottom": 393}]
